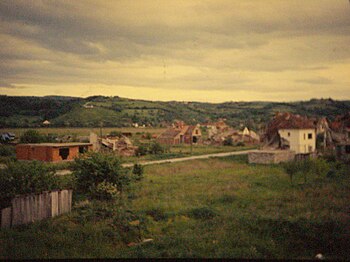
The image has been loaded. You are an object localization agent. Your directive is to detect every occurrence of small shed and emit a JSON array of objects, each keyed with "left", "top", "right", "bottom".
[{"left": 16, "top": 143, "right": 92, "bottom": 162}]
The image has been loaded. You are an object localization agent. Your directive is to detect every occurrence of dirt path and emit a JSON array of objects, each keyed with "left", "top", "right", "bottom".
[
  {"left": 55, "top": 149, "right": 257, "bottom": 175},
  {"left": 122, "top": 149, "right": 257, "bottom": 167}
]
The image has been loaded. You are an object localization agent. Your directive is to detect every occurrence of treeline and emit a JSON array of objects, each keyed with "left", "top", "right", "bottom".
[{"left": 0, "top": 95, "right": 349, "bottom": 129}]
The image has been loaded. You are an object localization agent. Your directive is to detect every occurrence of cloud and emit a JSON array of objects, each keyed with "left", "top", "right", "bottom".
[
  {"left": 0, "top": 0, "right": 349, "bottom": 101},
  {"left": 296, "top": 77, "right": 334, "bottom": 85}
]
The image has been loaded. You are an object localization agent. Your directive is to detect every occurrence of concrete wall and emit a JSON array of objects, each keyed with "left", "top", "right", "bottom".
[
  {"left": 279, "top": 129, "right": 316, "bottom": 154},
  {"left": 1, "top": 189, "right": 72, "bottom": 228},
  {"left": 248, "top": 150, "right": 295, "bottom": 164}
]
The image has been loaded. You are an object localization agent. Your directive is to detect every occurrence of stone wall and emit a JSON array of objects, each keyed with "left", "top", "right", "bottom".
[{"left": 248, "top": 150, "right": 295, "bottom": 164}]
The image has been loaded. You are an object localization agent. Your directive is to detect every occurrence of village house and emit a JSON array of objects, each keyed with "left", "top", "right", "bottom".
[
  {"left": 329, "top": 112, "right": 350, "bottom": 160},
  {"left": 42, "top": 120, "right": 50, "bottom": 126},
  {"left": 263, "top": 112, "right": 316, "bottom": 155},
  {"left": 156, "top": 120, "right": 202, "bottom": 145},
  {"left": 16, "top": 142, "right": 92, "bottom": 162}
]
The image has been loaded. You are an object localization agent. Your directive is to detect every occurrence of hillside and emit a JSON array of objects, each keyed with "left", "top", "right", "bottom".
[{"left": 0, "top": 95, "right": 349, "bottom": 129}]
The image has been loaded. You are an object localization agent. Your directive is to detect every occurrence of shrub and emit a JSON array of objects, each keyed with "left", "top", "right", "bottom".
[
  {"left": 223, "top": 137, "right": 233, "bottom": 146},
  {"left": 149, "top": 142, "right": 164, "bottom": 155},
  {"left": 132, "top": 164, "right": 144, "bottom": 181},
  {"left": 0, "top": 145, "right": 15, "bottom": 157},
  {"left": 0, "top": 161, "right": 58, "bottom": 209},
  {"left": 73, "top": 152, "right": 130, "bottom": 198},
  {"left": 136, "top": 145, "right": 148, "bottom": 156},
  {"left": 236, "top": 141, "right": 245, "bottom": 147},
  {"left": 92, "top": 181, "right": 120, "bottom": 200},
  {"left": 20, "top": 130, "right": 44, "bottom": 143}
]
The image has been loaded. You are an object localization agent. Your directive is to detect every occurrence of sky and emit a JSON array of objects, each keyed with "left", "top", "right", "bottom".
[{"left": 0, "top": 0, "right": 349, "bottom": 102}]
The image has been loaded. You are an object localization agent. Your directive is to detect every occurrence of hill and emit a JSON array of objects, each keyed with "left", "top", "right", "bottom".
[{"left": 0, "top": 95, "right": 349, "bottom": 129}]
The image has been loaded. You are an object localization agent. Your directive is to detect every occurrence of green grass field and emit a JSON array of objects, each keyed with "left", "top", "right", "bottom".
[{"left": 1, "top": 156, "right": 349, "bottom": 259}]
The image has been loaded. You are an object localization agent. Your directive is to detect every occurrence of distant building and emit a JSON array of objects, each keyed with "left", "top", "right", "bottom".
[
  {"left": 83, "top": 103, "right": 94, "bottom": 109},
  {"left": 263, "top": 112, "right": 316, "bottom": 154},
  {"left": 42, "top": 120, "right": 50, "bottom": 125},
  {"left": 157, "top": 121, "right": 202, "bottom": 145},
  {"left": 16, "top": 143, "right": 92, "bottom": 162}
]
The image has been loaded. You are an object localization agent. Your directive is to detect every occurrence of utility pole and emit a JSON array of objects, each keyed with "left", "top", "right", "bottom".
[{"left": 99, "top": 121, "right": 103, "bottom": 139}]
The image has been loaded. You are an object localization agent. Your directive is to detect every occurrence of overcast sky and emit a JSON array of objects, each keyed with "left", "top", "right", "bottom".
[{"left": 0, "top": 0, "right": 349, "bottom": 102}]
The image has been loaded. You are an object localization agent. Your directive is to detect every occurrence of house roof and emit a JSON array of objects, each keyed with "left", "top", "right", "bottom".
[
  {"left": 330, "top": 112, "right": 350, "bottom": 131},
  {"left": 157, "top": 128, "right": 182, "bottom": 139},
  {"left": 268, "top": 112, "right": 315, "bottom": 131}
]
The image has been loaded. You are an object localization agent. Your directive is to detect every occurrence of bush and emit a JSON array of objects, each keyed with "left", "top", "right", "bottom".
[
  {"left": 0, "top": 161, "right": 59, "bottom": 209},
  {"left": 236, "top": 141, "right": 245, "bottom": 147},
  {"left": 92, "top": 181, "right": 121, "bottom": 200},
  {"left": 132, "top": 164, "right": 144, "bottom": 181},
  {"left": 0, "top": 145, "right": 15, "bottom": 157},
  {"left": 223, "top": 137, "right": 233, "bottom": 146},
  {"left": 20, "top": 130, "right": 44, "bottom": 143},
  {"left": 73, "top": 152, "right": 130, "bottom": 199},
  {"left": 136, "top": 145, "right": 148, "bottom": 156},
  {"left": 149, "top": 142, "right": 164, "bottom": 155}
]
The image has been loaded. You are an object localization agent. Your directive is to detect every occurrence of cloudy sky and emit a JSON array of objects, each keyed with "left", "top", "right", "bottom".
[{"left": 0, "top": 0, "right": 349, "bottom": 102}]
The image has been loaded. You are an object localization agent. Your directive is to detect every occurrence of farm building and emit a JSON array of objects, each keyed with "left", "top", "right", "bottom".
[
  {"left": 157, "top": 121, "right": 202, "bottom": 145},
  {"left": 263, "top": 112, "right": 316, "bottom": 155},
  {"left": 16, "top": 143, "right": 92, "bottom": 162}
]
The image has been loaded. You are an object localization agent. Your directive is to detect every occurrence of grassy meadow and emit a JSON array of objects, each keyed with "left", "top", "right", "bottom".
[{"left": 0, "top": 155, "right": 349, "bottom": 259}]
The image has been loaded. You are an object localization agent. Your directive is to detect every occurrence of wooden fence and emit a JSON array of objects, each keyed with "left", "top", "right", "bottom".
[{"left": 1, "top": 189, "right": 72, "bottom": 229}]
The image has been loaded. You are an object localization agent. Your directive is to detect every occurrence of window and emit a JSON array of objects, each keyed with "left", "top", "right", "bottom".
[
  {"left": 308, "top": 146, "right": 313, "bottom": 152},
  {"left": 308, "top": 133, "right": 313, "bottom": 139},
  {"left": 59, "top": 148, "right": 70, "bottom": 160},
  {"left": 288, "top": 132, "right": 290, "bottom": 137},
  {"left": 79, "top": 146, "right": 87, "bottom": 154}
]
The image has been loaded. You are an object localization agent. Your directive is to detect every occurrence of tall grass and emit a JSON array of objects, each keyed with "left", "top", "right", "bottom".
[{"left": 1, "top": 156, "right": 349, "bottom": 259}]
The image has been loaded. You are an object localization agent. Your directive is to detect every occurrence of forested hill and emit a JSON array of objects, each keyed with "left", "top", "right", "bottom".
[{"left": 1, "top": 95, "right": 349, "bottom": 129}]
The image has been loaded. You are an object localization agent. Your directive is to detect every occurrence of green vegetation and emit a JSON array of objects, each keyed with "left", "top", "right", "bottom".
[
  {"left": 1, "top": 155, "right": 349, "bottom": 259},
  {"left": 73, "top": 152, "right": 131, "bottom": 198},
  {"left": 0, "top": 161, "right": 59, "bottom": 209},
  {"left": 1, "top": 95, "right": 349, "bottom": 129}
]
